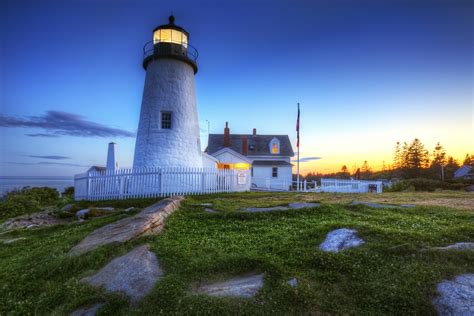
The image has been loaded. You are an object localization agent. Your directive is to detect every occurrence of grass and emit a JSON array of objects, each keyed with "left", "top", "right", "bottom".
[{"left": 0, "top": 191, "right": 473, "bottom": 315}]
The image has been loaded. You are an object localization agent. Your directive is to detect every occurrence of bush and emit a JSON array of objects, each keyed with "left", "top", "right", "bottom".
[
  {"left": 62, "top": 186, "right": 74, "bottom": 198},
  {"left": 0, "top": 187, "right": 60, "bottom": 221},
  {"left": 386, "top": 178, "right": 466, "bottom": 192}
]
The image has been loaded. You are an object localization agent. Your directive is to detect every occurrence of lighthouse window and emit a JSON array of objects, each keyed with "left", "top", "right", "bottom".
[
  {"left": 161, "top": 112, "right": 172, "bottom": 129},
  {"left": 153, "top": 29, "right": 188, "bottom": 48}
]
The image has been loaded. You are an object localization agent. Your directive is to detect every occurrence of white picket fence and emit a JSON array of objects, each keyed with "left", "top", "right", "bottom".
[
  {"left": 74, "top": 167, "right": 251, "bottom": 200},
  {"left": 320, "top": 178, "right": 382, "bottom": 193}
]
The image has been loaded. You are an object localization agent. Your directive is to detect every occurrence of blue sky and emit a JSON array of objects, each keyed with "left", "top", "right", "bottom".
[{"left": 0, "top": 0, "right": 472, "bottom": 176}]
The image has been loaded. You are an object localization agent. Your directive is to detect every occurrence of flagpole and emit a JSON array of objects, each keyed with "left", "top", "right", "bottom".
[{"left": 297, "top": 102, "right": 300, "bottom": 191}]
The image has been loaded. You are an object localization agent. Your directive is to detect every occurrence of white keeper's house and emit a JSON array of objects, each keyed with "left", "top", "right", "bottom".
[{"left": 205, "top": 122, "right": 295, "bottom": 191}]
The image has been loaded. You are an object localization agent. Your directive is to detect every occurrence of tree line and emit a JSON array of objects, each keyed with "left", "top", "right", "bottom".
[{"left": 302, "top": 138, "right": 473, "bottom": 182}]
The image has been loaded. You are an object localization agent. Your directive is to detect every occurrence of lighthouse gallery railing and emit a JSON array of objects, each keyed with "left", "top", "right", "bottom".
[{"left": 74, "top": 167, "right": 250, "bottom": 200}]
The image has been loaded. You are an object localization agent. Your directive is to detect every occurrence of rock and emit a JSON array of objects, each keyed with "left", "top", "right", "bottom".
[
  {"left": 204, "top": 208, "right": 218, "bottom": 213},
  {"left": 124, "top": 207, "right": 135, "bottom": 212},
  {"left": 76, "top": 209, "right": 90, "bottom": 219},
  {"left": 61, "top": 204, "right": 75, "bottom": 212},
  {"left": 2, "top": 237, "right": 26, "bottom": 244},
  {"left": 81, "top": 245, "right": 163, "bottom": 303},
  {"left": 70, "top": 303, "right": 104, "bottom": 316},
  {"left": 433, "top": 242, "right": 474, "bottom": 251},
  {"left": 246, "top": 206, "right": 290, "bottom": 212},
  {"left": 433, "top": 274, "right": 474, "bottom": 315},
  {"left": 196, "top": 273, "right": 264, "bottom": 298},
  {"left": 193, "top": 203, "right": 213, "bottom": 206},
  {"left": 319, "top": 228, "right": 365, "bottom": 253},
  {"left": 1, "top": 211, "right": 67, "bottom": 230},
  {"left": 69, "top": 196, "right": 183, "bottom": 256},
  {"left": 287, "top": 278, "right": 298, "bottom": 288},
  {"left": 246, "top": 202, "right": 320, "bottom": 212},
  {"left": 288, "top": 202, "right": 320, "bottom": 209},
  {"left": 351, "top": 201, "right": 416, "bottom": 208}
]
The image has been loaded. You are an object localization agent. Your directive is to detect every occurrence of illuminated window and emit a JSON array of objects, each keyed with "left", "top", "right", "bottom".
[
  {"left": 161, "top": 111, "right": 172, "bottom": 129},
  {"left": 269, "top": 137, "right": 280, "bottom": 155},
  {"left": 153, "top": 29, "right": 188, "bottom": 47},
  {"left": 272, "top": 143, "right": 279, "bottom": 154},
  {"left": 272, "top": 167, "right": 278, "bottom": 178}
]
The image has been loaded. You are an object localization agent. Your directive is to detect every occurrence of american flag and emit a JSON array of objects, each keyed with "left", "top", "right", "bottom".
[{"left": 296, "top": 103, "right": 300, "bottom": 148}]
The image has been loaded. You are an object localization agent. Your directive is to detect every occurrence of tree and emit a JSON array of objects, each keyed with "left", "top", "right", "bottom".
[
  {"left": 444, "top": 156, "right": 460, "bottom": 180},
  {"left": 431, "top": 142, "right": 447, "bottom": 167},
  {"left": 406, "top": 138, "right": 430, "bottom": 177},
  {"left": 430, "top": 142, "right": 447, "bottom": 180},
  {"left": 393, "top": 142, "right": 401, "bottom": 169},
  {"left": 360, "top": 160, "right": 372, "bottom": 179},
  {"left": 463, "top": 153, "right": 474, "bottom": 167},
  {"left": 354, "top": 168, "right": 361, "bottom": 180},
  {"left": 341, "top": 165, "right": 349, "bottom": 173}
]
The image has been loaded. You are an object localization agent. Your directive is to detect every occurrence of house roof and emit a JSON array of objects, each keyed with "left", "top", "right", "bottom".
[
  {"left": 206, "top": 134, "right": 294, "bottom": 157},
  {"left": 252, "top": 160, "right": 293, "bottom": 166}
]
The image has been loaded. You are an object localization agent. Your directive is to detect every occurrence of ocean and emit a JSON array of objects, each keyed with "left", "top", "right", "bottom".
[{"left": 0, "top": 176, "right": 75, "bottom": 196}]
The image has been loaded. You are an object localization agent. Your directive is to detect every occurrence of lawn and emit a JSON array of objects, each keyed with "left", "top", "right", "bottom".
[{"left": 0, "top": 191, "right": 473, "bottom": 315}]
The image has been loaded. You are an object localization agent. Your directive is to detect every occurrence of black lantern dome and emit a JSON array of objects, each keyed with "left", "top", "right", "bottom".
[{"left": 143, "top": 16, "right": 198, "bottom": 73}]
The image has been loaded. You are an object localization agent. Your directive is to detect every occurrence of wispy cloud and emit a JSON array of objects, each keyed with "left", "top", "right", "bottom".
[
  {"left": 0, "top": 111, "right": 135, "bottom": 138},
  {"left": 4, "top": 161, "right": 88, "bottom": 167},
  {"left": 27, "top": 155, "right": 71, "bottom": 160},
  {"left": 292, "top": 157, "right": 322, "bottom": 163},
  {"left": 25, "top": 133, "right": 60, "bottom": 138}
]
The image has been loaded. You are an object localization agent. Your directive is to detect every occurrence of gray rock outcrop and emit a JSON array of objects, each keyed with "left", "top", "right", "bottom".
[
  {"left": 196, "top": 273, "right": 264, "bottom": 298},
  {"left": 319, "top": 228, "right": 365, "bottom": 253},
  {"left": 351, "top": 201, "right": 416, "bottom": 208},
  {"left": 1, "top": 211, "right": 67, "bottom": 230},
  {"left": 70, "top": 303, "right": 104, "bottom": 316},
  {"left": 245, "top": 202, "right": 320, "bottom": 212},
  {"left": 433, "top": 274, "right": 474, "bottom": 315},
  {"left": 81, "top": 245, "right": 163, "bottom": 303},
  {"left": 69, "top": 196, "right": 183, "bottom": 256},
  {"left": 433, "top": 242, "right": 474, "bottom": 251}
]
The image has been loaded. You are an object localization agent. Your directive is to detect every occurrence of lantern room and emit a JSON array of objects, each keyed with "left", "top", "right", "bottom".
[
  {"left": 153, "top": 16, "right": 188, "bottom": 48},
  {"left": 143, "top": 15, "right": 198, "bottom": 73}
]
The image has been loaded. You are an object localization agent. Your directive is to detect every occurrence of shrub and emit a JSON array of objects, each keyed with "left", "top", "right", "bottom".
[
  {"left": 0, "top": 187, "right": 60, "bottom": 221},
  {"left": 386, "top": 178, "right": 466, "bottom": 192},
  {"left": 62, "top": 186, "right": 74, "bottom": 198}
]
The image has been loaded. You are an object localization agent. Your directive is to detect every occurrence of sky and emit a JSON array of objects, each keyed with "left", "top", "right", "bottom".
[{"left": 0, "top": 0, "right": 472, "bottom": 176}]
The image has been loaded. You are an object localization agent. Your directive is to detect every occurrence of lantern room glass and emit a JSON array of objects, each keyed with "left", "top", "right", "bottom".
[{"left": 153, "top": 29, "right": 188, "bottom": 48}]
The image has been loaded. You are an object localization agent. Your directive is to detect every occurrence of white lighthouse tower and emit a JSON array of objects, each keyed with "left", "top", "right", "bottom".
[{"left": 133, "top": 15, "right": 202, "bottom": 169}]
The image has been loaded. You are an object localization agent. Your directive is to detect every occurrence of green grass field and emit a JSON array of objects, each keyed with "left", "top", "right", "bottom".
[{"left": 0, "top": 192, "right": 473, "bottom": 315}]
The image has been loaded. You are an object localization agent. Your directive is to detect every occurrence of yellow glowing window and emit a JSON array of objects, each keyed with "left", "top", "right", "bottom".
[
  {"left": 217, "top": 163, "right": 250, "bottom": 170},
  {"left": 153, "top": 29, "right": 188, "bottom": 47},
  {"left": 272, "top": 143, "right": 279, "bottom": 154}
]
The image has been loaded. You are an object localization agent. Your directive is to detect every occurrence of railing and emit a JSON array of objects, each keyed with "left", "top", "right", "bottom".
[
  {"left": 74, "top": 167, "right": 250, "bottom": 201},
  {"left": 320, "top": 178, "right": 382, "bottom": 193},
  {"left": 143, "top": 40, "right": 199, "bottom": 62}
]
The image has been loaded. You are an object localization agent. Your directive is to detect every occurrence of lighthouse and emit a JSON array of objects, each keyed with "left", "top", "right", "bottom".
[{"left": 133, "top": 16, "right": 202, "bottom": 169}]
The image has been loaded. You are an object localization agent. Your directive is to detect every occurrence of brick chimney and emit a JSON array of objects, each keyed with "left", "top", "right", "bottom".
[
  {"left": 242, "top": 136, "right": 248, "bottom": 156},
  {"left": 253, "top": 128, "right": 257, "bottom": 136},
  {"left": 224, "top": 122, "right": 230, "bottom": 147}
]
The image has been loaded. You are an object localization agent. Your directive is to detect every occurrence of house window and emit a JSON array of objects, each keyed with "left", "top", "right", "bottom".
[
  {"left": 269, "top": 137, "right": 280, "bottom": 155},
  {"left": 272, "top": 167, "right": 278, "bottom": 178},
  {"left": 272, "top": 143, "right": 279, "bottom": 154},
  {"left": 251, "top": 167, "right": 254, "bottom": 177},
  {"left": 161, "top": 112, "right": 172, "bottom": 129}
]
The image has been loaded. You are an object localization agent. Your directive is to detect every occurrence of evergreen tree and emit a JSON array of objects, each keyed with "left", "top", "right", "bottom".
[
  {"left": 463, "top": 153, "right": 474, "bottom": 167},
  {"left": 431, "top": 142, "right": 447, "bottom": 167},
  {"left": 361, "top": 160, "right": 372, "bottom": 179},
  {"left": 406, "top": 138, "right": 430, "bottom": 177},
  {"left": 393, "top": 142, "right": 401, "bottom": 169},
  {"left": 445, "top": 156, "right": 460, "bottom": 180}
]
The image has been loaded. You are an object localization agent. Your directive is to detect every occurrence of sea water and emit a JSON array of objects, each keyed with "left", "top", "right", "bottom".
[{"left": 0, "top": 176, "right": 74, "bottom": 196}]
